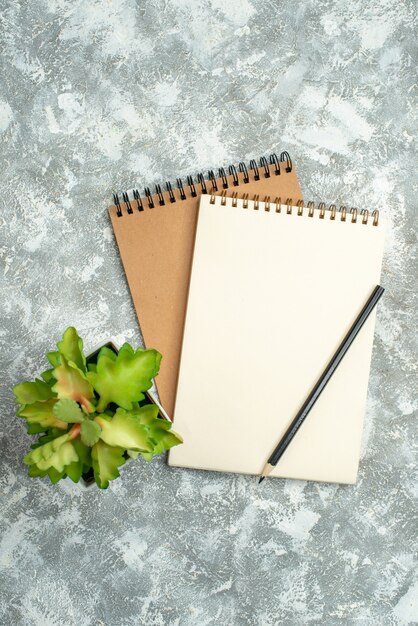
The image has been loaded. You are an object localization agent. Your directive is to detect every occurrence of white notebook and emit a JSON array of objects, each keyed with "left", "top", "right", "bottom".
[{"left": 169, "top": 195, "right": 385, "bottom": 484}]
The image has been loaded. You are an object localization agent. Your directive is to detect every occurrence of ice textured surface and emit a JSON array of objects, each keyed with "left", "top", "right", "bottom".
[{"left": 0, "top": 0, "right": 417, "bottom": 624}]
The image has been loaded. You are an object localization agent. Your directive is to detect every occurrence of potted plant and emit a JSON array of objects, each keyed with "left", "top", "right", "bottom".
[{"left": 13, "top": 327, "right": 182, "bottom": 489}]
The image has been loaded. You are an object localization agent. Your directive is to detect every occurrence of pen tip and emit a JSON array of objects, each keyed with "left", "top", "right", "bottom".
[{"left": 258, "top": 476, "right": 265, "bottom": 484}]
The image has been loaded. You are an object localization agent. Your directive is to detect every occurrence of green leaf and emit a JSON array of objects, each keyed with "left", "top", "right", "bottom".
[
  {"left": 28, "top": 465, "right": 48, "bottom": 478},
  {"left": 13, "top": 379, "right": 55, "bottom": 405},
  {"left": 18, "top": 400, "right": 68, "bottom": 430},
  {"left": 30, "top": 432, "right": 61, "bottom": 449},
  {"left": 41, "top": 428, "right": 65, "bottom": 440},
  {"left": 96, "top": 409, "right": 153, "bottom": 452},
  {"left": 47, "top": 351, "right": 61, "bottom": 367},
  {"left": 65, "top": 461, "right": 82, "bottom": 482},
  {"left": 73, "top": 437, "right": 92, "bottom": 467},
  {"left": 65, "top": 438, "right": 91, "bottom": 482},
  {"left": 37, "top": 442, "right": 77, "bottom": 472},
  {"left": 24, "top": 430, "right": 79, "bottom": 472},
  {"left": 133, "top": 403, "right": 160, "bottom": 425},
  {"left": 91, "top": 440, "right": 126, "bottom": 489},
  {"left": 150, "top": 428, "right": 183, "bottom": 455},
  {"left": 96, "top": 346, "right": 118, "bottom": 362},
  {"left": 47, "top": 467, "right": 66, "bottom": 484},
  {"left": 26, "top": 422, "right": 46, "bottom": 435},
  {"left": 126, "top": 449, "right": 140, "bottom": 459},
  {"left": 80, "top": 420, "right": 101, "bottom": 447},
  {"left": 87, "top": 343, "right": 162, "bottom": 411},
  {"left": 52, "top": 355, "right": 95, "bottom": 413},
  {"left": 57, "top": 327, "right": 87, "bottom": 374},
  {"left": 41, "top": 369, "right": 56, "bottom": 385},
  {"left": 131, "top": 405, "right": 182, "bottom": 456},
  {"left": 53, "top": 399, "right": 85, "bottom": 423}
]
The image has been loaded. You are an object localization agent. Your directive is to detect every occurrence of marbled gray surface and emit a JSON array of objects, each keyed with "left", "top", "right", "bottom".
[{"left": 0, "top": 0, "right": 417, "bottom": 624}]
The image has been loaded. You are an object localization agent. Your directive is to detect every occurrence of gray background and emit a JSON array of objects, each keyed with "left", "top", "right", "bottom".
[{"left": 0, "top": 0, "right": 417, "bottom": 624}]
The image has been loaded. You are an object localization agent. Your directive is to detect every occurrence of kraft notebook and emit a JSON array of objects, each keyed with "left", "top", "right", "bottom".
[
  {"left": 169, "top": 196, "right": 385, "bottom": 484},
  {"left": 108, "top": 152, "right": 302, "bottom": 416}
]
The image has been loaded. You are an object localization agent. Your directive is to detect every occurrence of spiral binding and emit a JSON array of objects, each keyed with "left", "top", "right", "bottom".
[
  {"left": 113, "top": 151, "right": 293, "bottom": 217},
  {"left": 208, "top": 191, "right": 380, "bottom": 226}
]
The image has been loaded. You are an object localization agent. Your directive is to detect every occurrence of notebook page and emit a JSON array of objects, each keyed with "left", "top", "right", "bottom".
[
  {"left": 169, "top": 196, "right": 385, "bottom": 484},
  {"left": 109, "top": 165, "right": 302, "bottom": 417}
]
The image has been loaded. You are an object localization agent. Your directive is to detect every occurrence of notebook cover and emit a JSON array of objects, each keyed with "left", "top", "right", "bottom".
[
  {"left": 108, "top": 159, "right": 302, "bottom": 416},
  {"left": 169, "top": 196, "right": 385, "bottom": 484}
]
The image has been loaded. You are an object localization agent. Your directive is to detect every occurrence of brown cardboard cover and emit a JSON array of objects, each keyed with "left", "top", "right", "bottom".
[{"left": 109, "top": 163, "right": 302, "bottom": 416}]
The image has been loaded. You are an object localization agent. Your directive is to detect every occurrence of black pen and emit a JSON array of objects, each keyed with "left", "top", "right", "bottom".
[{"left": 259, "top": 285, "right": 385, "bottom": 484}]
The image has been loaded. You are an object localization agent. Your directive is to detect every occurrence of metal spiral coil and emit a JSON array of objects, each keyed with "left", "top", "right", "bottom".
[
  {"left": 177, "top": 178, "right": 186, "bottom": 200},
  {"left": 239, "top": 161, "right": 249, "bottom": 183},
  {"left": 186, "top": 176, "right": 197, "bottom": 198},
  {"left": 229, "top": 164, "right": 239, "bottom": 186},
  {"left": 121, "top": 192, "right": 133, "bottom": 214},
  {"left": 269, "top": 153, "right": 281, "bottom": 175},
  {"left": 259, "top": 156, "right": 270, "bottom": 178},
  {"left": 197, "top": 173, "right": 207, "bottom": 194},
  {"left": 144, "top": 187, "right": 154, "bottom": 208},
  {"left": 207, "top": 194, "right": 380, "bottom": 225},
  {"left": 133, "top": 189, "right": 144, "bottom": 211},
  {"left": 249, "top": 159, "right": 260, "bottom": 181},
  {"left": 219, "top": 168, "right": 228, "bottom": 189},
  {"left": 208, "top": 170, "right": 218, "bottom": 191},
  {"left": 280, "top": 151, "right": 292, "bottom": 172},
  {"left": 114, "top": 151, "right": 294, "bottom": 216},
  {"left": 166, "top": 181, "right": 175, "bottom": 203},
  {"left": 155, "top": 184, "right": 165, "bottom": 206}
]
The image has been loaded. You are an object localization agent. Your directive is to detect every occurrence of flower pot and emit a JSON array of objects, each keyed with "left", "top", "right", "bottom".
[{"left": 80, "top": 339, "right": 171, "bottom": 488}]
